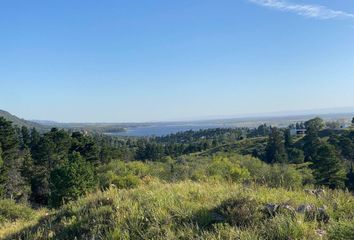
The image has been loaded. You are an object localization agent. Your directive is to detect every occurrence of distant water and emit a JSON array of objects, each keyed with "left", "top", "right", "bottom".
[{"left": 107, "top": 124, "right": 228, "bottom": 137}]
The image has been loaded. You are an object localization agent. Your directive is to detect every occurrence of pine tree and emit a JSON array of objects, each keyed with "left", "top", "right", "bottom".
[
  {"left": 265, "top": 127, "right": 288, "bottom": 164},
  {"left": 30, "top": 128, "right": 41, "bottom": 149},
  {"left": 303, "top": 118, "right": 323, "bottom": 162},
  {"left": 20, "top": 126, "right": 31, "bottom": 149},
  {"left": 0, "top": 144, "right": 3, "bottom": 168},
  {"left": 284, "top": 129, "right": 293, "bottom": 148},
  {"left": 49, "top": 152, "right": 95, "bottom": 207},
  {"left": 346, "top": 165, "right": 354, "bottom": 192},
  {"left": 313, "top": 143, "right": 346, "bottom": 189},
  {"left": 0, "top": 117, "right": 28, "bottom": 201}
]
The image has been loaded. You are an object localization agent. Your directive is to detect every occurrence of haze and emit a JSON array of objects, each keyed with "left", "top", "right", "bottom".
[{"left": 1, "top": 0, "right": 354, "bottom": 122}]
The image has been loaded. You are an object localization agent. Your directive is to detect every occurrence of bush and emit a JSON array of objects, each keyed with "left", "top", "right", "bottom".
[
  {"left": 111, "top": 174, "right": 140, "bottom": 189},
  {"left": 212, "top": 197, "right": 261, "bottom": 227},
  {"left": 207, "top": 156, "right": 251, "bottom": 182},
  {"left": 264, "top": 164, "right": 303, "bottom": 189},
  {"left": 261, "top": 216, "right": 303, "bottom": 240},
  {"left": 328, "top": 221, "right": 354, "bottom": 240},
  {"left": 0, "top": 199, "right": 34, "bottom": 224},
  {"left": 98, "top": 161, "right": 147, "bottom": 189}
]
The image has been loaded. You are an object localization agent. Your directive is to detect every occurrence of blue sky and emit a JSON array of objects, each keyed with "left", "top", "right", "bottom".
[{"left": 1, "top": 0, "right": 354, "bottom": 122}]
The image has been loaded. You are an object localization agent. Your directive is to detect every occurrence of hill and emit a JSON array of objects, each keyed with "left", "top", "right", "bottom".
[
  {"left": 0, "top": 109, "right": 47, "bottom": 131},
  {"left": 1, "top": 179, "right": 353, "bottom": 239}
]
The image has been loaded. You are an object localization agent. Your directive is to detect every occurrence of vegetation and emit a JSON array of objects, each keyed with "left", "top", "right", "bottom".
[
  {"left": 1, "top": 180, "right": 353, "bottom": 240},
  {"left": 0, "top": 114, "right": 353, "bottom": 239}
]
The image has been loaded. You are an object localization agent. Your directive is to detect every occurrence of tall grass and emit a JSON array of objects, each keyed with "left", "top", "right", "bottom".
[{"left": 2, "top": 179, "right": 353, "bottom": 239}]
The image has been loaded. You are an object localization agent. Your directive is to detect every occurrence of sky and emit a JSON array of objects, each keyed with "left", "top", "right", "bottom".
[{"left": 1, "top": 0, "right": 354, "bottom": 123}]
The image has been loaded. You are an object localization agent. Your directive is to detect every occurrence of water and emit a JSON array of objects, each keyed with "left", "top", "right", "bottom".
[{"left": 107, "top": 123, "right": 229, "bottom": 137}]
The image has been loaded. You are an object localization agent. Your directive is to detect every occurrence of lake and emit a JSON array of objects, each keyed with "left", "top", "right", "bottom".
[{"left": 107, "top": 123, "right": 231, "bottom": 137}]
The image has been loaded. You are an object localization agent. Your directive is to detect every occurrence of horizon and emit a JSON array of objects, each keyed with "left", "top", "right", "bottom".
[
  {"left": 3, "top": 106, "right": 353, "bottom": 124},
  {"left": 1, "top": 0, "right": 354, "bottom": 122}
]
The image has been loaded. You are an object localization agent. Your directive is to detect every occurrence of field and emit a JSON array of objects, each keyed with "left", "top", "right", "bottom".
[{"left": 1, "top": 179, "right": 353, "bottom": 240}]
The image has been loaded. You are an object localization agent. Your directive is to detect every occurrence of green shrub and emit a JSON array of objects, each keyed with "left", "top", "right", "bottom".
[
  {"left": 264, "top": 164, "right": 303, "bottom": 189},
  {"left": 328, "top": 220, "right": 354, "bottom": 240},
  {"left": 112, "top": 174, "right": 140, "bottom": 189},
  {"left": 98, "top": 160, "right": 151, "bottom": 189},
  {"left": 0, "top": 199, "right": 34, "bottom": 224},
  {"left": 261, "top": 215, "right": 316, "bottom": 240},
  {"left": 207, "top": 156, "right": 251, "bottom": 182},
  {"left": 212, "top": 197, "right": 261, "bottom": 227}
]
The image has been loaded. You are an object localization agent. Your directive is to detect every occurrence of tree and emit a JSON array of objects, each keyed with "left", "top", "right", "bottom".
[
  {"left": 284, "top": 129, "right": 293, "bottom": 148},
  {"left": 0, "top": 117, "right": 26, "bottom": 200},
  {"left": 352, "top": 117, "right": 354, "bottom": 125},
  {"left": 346, "top": 165, "right": 354, "bottom": 192},
  {"left": 29, "top": 128, "right": 41, "bottom": 149},
  {"left": 0, "top": 144, "right": 3, "bottom": 169},
  {"left": 30, "top": 135, "right": 55, "bottom": 205},
  {"left": 312, "top": 143, "right": 346, "bottom": 189},
  {"left": 20, "top": 126, "right": 31, "bottom": 149},
  {"left": 287, "top": 148, "right": 305, "bottom": 164},
  {"left": 338, "top": 137, "right": 353, "bottom": 161},
  {"left": 71, "top": 132, "right": 99, "bottom": 165},
  {"left": 49, "top": 152, "right": 95, "bottom": 207},
  {"left": 305, "top": 117, "right": 324, "bottom": 133},
  {"left": 303, "top": 118, "right": 323, "bottom": 162},
  {"left": 4, "top": 151, "right": 31, "bottom": 202},
  {"left": 265, "top": 127, "right": 288, "bottom": 164},
  {"left": 136, "top": 142, "right": 164, "bottom": 161}
]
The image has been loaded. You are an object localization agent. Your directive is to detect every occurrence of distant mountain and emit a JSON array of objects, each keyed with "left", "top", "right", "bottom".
[
  {"left": 0, "top": 109, "right": 47, "bottom": 131},
  {"left": 31, "top": 120, "right": 59, "bottom": 126}
]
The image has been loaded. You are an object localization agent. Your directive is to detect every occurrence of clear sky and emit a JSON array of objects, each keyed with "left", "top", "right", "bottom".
[{"left": 1, "top": 0, "right": 354, "bottom": 122}]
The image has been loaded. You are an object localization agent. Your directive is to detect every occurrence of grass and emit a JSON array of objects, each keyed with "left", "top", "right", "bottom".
[
  {"left": 0, "top": 200, "right": 48, "bottom": 239},
  {"left": 1, "top": 179, "right": 353, "bottom": 239}
]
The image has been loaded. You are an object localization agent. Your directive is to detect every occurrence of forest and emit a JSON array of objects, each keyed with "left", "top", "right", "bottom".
[{"left": 0, "top": 116, "right": 353, "bottom": 239}]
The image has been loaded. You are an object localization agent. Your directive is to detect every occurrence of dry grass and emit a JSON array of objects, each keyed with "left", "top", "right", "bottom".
[{"left": 1, "top": 179, "right": 353, "bottom": 239}]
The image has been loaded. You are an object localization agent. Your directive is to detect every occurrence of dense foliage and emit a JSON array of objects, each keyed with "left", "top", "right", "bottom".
[{"left": 0, "top": 115, "right": 353, "bottom": 239}]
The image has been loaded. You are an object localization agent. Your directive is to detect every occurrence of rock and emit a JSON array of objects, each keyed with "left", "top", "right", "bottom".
[
  {"left": 314, "top": 189, "right": 325, "bottom": 197},
  {"left": 317, "top": 207, "right": 330, "bottom": 223},
  {"left": 278, "top": 204, "right": 296, "bottom": 218},
  {"left": 315, "top": 229, "right": 326, "bottom": 238},
  {"left": 263, "top": 203, "right": 279, "bottom": 217},
  {"left": 304, "top": 189, "right": 325, "bottom": 197},
  {"left": 263, "top": 203, "right": 296, "bottom": 218},
  {"left": 298, "top": 204, "right": 330, "bottom": 223},
  {"left": 297, "top": 204, "right": 315, "bottom": 213},
  {"left": 304, "top": 189, "right": 315, "bottom": 195}
]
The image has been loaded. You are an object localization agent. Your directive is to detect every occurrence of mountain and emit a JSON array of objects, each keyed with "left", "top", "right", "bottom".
[
  {"left": 31, "top": 120, "right": 59, "bottom": 126},
  {"left": 0, "top": 109, "right": 47, "bottom": 131}
]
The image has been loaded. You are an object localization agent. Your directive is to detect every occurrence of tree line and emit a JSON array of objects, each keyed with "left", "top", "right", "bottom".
[
  {"left": 1, "top": 116, "right": 353, "bottom": 208},
  {"left": 264, "top": 117, "right": 353, "bottom": 190}
]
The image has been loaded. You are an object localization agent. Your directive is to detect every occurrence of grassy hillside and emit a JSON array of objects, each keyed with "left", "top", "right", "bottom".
[
  {"left": 0, "top": 109, "right": 46, "bottom": 130},
  {"left": 1, "top": 179, "right": 353, "bottom": 240}
]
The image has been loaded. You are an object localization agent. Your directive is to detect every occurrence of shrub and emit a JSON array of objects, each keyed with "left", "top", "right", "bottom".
[
  {"left": 264, "top": 164, "right": 303, "bottom": 189},
  {"left": 328, "top": 220, "right": 354, "bottom": 240},
  {"left": 0, "top": 199, "right": 34, "bottom": 224},
  {"left": 261, "top": 215, "right": 316, "bottom": 240},
  {"left": 207, "top": 156, "right": 251, "bottom": 182},
  {"left": 212, "top": 197, "right": 261, "bottom": 227},
  {"left": 98, "top": 161, "right": 148, "bottom": 189},
  {"left": 111, "top": 174, "right": 140, "bottom": 189}
]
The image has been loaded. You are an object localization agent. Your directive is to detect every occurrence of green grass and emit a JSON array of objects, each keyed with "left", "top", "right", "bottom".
[{"left": 2, "top": 179, "right": 353, "bottom": 240}]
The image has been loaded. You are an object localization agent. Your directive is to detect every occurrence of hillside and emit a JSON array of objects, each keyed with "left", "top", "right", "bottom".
[
  {"left": 1, "top": 180, "right": 353, "bottom": 239},
  {"left": 0, "top": 109, "right": 46, "bottom": 131}
]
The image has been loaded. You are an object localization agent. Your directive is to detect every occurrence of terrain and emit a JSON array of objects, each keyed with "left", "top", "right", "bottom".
[{"left": 0, "top": 110, "right": 353, "bottom": 239}]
